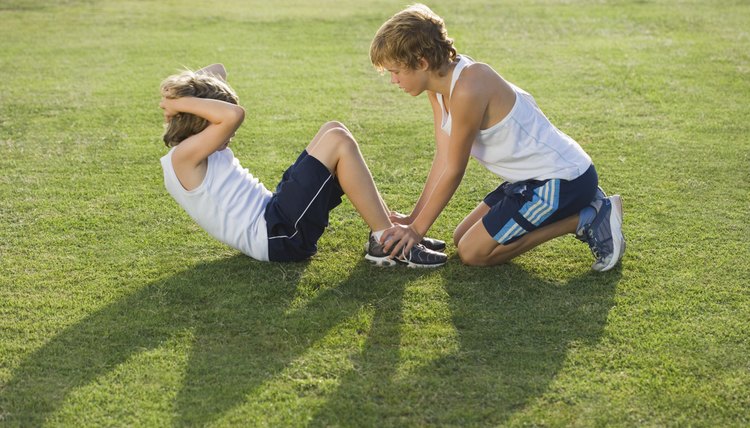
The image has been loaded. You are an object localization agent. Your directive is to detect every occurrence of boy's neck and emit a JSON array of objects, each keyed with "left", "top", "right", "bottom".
[{"left": 427, "top": 60, "right": 459, "bottom": 96}]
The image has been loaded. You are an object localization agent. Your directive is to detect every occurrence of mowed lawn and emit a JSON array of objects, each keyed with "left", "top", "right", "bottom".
[{"left": 1, "top": 0, "right": 748, "bottom": 426}]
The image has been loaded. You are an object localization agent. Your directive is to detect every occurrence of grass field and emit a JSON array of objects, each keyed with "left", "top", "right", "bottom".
[{"left": 1, "top": 0, "right": 748, "bottom": 426}]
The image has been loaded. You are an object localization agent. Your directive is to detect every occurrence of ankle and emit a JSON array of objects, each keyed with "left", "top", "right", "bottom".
[
  {"left": 371, "top": 229, "right": 386, "bottom": 242},
  {"left": 576, "top": 206, "right": 596, "bottom": 235}
]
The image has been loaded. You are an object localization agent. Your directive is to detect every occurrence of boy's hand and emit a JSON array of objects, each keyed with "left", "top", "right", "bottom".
[
  {"left": 389, "top": 211, "right": 412, "bottom": 225},
  {"left": 196, "top": 63, "right": 227, "bottom": 81},
  {"left": 159, "top": 97, "right": 179, "bottom": 122},
  {"left": 381, "top": 224, "right": 423, "bottom": 258}
]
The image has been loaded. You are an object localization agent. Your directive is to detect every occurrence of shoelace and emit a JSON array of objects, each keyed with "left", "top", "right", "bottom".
[{"left": 586, "top": 228, "right": 603, "bottom": 260}]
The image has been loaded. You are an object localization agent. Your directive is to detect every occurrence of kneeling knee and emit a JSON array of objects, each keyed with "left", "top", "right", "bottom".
[
  {"left": 452, "top": 230, "right": 463, "bottom": 248},
  {"left": 457, "top": 243, "right": 488, "bottom": 266},
  {"left": 459, "top": 251, "right": 490, "bottom": 266}
]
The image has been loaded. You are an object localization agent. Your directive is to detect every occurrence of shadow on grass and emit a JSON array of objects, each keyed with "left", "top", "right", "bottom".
[
  {"left": 0, "top": 255, "right": 415, "bottom": 426},
  {"left": 310, "top": 262, "right": 621, "bottom": 425},
  {"left": 1, "top": 255, "right": 620, "bottom": 426}
]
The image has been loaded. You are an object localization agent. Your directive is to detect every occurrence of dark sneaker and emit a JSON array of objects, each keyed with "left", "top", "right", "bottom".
[
  {"left": 395, "top": 242, "right": 448, "bottom": 268},
  {"left": 592, "top": 186, "right": 607, "bottom": 204},
  {"left": 364, "top": 234, "right": 447, "bottom": 268},
  {"left": 420, "top": 236, "right": 446, "bottom": 252},
  {"left": 364, "top": 233, "right": 398, "bottom": 267},
  {"left": 577, "top": 195, "right": 625, "bottom": 272},
  {"left": 363, "top": 235, "right": 445, "bottom": 254}
]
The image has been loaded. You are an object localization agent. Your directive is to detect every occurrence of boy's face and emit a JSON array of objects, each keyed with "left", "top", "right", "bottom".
[{"left": 383, "top": 61, "right": 428, "bottom": 97}]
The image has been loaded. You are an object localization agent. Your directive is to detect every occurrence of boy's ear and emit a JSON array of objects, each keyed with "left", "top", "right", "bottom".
[{"left": 418, "top": 57, "right": 430, "bottom": 71}]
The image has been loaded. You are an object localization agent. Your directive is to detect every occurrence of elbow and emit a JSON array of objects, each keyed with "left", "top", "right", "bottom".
[
  {"left": 235, "top": 105, "right": 246, "bottom": 120},
  {"left": 229, "top": 105, "right": 246, "bottom": 125}
]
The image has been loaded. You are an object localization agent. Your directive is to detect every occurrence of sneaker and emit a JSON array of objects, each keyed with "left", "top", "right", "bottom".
[
  {"left": 396, "top": 243, "right": 448, "bottom": 268},
  {"left": 363, "top": 235, "right": 446, "bottom": 253},
  {"left": 592, "top": 186, "right": 607, "bottom": 203},
  {"left": 577, "top": 195, "right": 625, "bottom": 272},
  {"left": 364, "top": 234, "right": 447, "bottom": 268},
  {"left": 364, "top": 233, "right": 398, "bottom": 267},
  {"left": 420, "top": 236, "right": 446, "bottom": 252}
]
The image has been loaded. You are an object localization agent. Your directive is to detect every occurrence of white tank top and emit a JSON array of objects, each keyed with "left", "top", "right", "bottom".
[
  {"left": 161, "top": 147, "right": 273, "bottom": 261},
  {"left": 437, "top": 56, "right": 591, "bottom": 183}
]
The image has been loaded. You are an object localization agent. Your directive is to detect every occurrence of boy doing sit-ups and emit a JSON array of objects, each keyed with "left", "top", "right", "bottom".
[{"left": 159, "top": 64, "right": 446, "bottom": 267}]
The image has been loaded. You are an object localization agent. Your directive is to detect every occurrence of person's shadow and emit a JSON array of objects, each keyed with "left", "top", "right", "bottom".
[
  {"left": 1, "top": 254, "right": 619, "bottom": 426},
  {"left": 308, "top": 261, "right": 621, "bottom": 425},
  {"left": 1, "top": 255, "right": 415, "bottom": 426}
]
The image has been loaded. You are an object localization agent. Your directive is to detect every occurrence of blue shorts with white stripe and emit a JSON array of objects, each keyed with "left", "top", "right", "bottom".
[{"left": 481, "top": 165, "right": 598, "bottom": 245}]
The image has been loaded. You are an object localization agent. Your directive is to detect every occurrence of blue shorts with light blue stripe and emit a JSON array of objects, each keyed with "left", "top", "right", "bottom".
[{"left": 481, "top": 165, "right": 598, "bottom": 245}]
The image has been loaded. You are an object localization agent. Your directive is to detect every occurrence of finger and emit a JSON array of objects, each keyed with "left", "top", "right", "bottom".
[
  {"left": 384, "top": 235, "right": 397, "bottom": 252},
  {"left": 389, "top": 237, "right": 406, "bottom": 258},
  {"left": 382, "top": 231, "right": 401, "bottom": 252},
  {"left": 402, "top": 238, "right": 416, "bottom": 256}
]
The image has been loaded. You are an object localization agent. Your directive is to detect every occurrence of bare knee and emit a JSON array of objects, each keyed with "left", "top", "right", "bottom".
[
  {"left": 453, "top": 227, "right": 467, "bottom": 247},
  {"left": 457, "top": 239, "right": 511, "bottom": 267},
  {"left": 320, "top": 120, "right": 349, "bottom": 134},
  {"left": 322, "top": 127, "right": 357, "bottom": 153},
  {"left": 457, "top": 240, "right": 488, "bottom": 266},
  {"left": 308, "top": 127, "right": 359, "bottom": 171}
]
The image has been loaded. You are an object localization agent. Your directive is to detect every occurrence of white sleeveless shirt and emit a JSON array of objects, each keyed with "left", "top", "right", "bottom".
[
  {"left": 161, "top": 147, "right": 273, "bottom": 261},
  {"left": 437, "top": 56, "right": 591, "bottom": 183}
]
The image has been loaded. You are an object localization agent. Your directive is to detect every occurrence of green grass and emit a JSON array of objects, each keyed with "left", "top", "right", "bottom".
[{"left": 1, "top": 0, "right": 748, "bottom": 426}]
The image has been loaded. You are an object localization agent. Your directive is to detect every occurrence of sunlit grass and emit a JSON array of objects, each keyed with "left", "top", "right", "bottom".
[{"left": 1, "top": 0, "right": 748, "bottom": 426}]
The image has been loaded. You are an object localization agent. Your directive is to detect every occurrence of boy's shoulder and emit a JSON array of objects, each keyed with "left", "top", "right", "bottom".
[
  {"left": 453, "top": 62, "right": 497, "bottom": 97},
  {"left": 460, "top": 60, "right": 495, "bottom": 81}
]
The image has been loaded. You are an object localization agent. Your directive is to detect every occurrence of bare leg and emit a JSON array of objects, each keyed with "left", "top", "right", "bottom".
[
  {"left": 305, "top": 122, "right": 391, "bottom": 232},
  {"left": 306, "top": 121, "right": 349, "bottom": 153},
  {"left": 457, "top": 214, "right": 579, "bottom": 266},
  {"left": 453, "top": 201, "right": 491, "bottom": 246}
]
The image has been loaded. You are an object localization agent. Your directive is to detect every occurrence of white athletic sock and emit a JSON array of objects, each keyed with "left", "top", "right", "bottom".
[{"left": 371, "top": 229, "right": 386, "bottom": 242}]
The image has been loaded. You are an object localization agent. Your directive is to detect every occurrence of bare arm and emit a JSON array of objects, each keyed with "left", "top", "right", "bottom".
[
  {"left": 402, "top": 91, "right": 450, "bottom": 222},
  {"left": 383, "top": 75, "right": 488, "bottom": 255},
  {"left": 160, "top": 96, "right": 245, "bottom": 189},
  {"left": 410, "top": 85, "right": 484, "bottom": 236}
]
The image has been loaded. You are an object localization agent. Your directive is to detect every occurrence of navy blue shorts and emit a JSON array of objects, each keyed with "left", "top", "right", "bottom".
[
  {"left": 482, "top": 165, "right": 598, "bottom": 244},
  {"left": 265, "top": 150, "right": 344, "bottom": 262}
]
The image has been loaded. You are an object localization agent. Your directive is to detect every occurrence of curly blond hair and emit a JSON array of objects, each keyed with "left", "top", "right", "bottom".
[
  {"left": 160, "top": 70, "right": 239, "bottom": 147},
  {"left": 370, "top": 4, "right": 456, "bottom": 74}
]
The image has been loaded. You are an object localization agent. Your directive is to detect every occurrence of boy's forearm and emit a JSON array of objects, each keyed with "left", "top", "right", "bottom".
[
  {"left": 411, "top": 169, "right": 463, "bottom": 236},
  {"left": 411, "top": 137, "right": 449, "bottom": 219},
  {"left": 168, "top": 96, "right": 243, "bottom": 124},
  {"left": 411, "top": 170, "right": 440, "bottom": 219}
]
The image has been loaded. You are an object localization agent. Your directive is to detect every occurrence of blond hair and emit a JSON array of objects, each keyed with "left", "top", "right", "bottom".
[
  {"left": 370, "top": 3, "right": 456, "bottom": 73},
  {"left": 160, "top": 70, "right": 239, "bottom": 147}
]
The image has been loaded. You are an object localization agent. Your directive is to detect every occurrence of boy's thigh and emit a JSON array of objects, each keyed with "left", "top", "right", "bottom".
[
  {"left": 271, "top": 151, "right": 343, "bottom": 223},
  {"left": 265, "top": 151, "right": 344, "bottom": 262},
  {"left": 454, "top": 201, "right": 491, "bottom": 244},
  {"left": 457, "top": 219, "right": 500, "bottom": 258},
  {"left": 482, "top": 172, "right": 595, "bottom": 245}
]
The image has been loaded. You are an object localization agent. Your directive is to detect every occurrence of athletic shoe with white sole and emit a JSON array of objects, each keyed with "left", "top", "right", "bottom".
[
  {"left": 577, "top": 195, "right": 625, "bottom": 272},
  {"left": 363, "top": 235, "right": 446, "bottom": 253},
  {"left": 420, "top": 236, "right": 446, "bottom": 252},
  {"left": 364, "top": 234, "right": 447, "bottom": 268}
]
